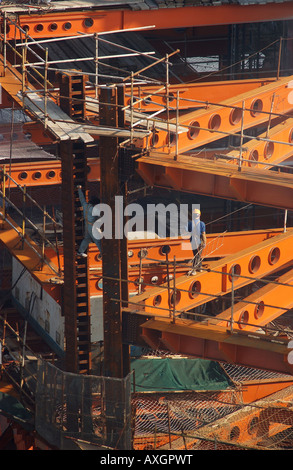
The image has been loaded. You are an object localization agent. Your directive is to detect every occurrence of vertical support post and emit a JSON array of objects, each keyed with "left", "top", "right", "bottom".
[
  {"left": 277, "top": 37, "right": 283, "bottom": 80},
  {"left": 165, "top": 54, "right": 170, "bottom": 151},
  {"left": 130, "top": 71, "right": 134, "bottom": 144},
  {"left": 2, "top": 166, "right": 6, "bottom": 226},
  {"left": 175, "top": 90, "right": 179, "bottom": 161},
  {"left": 3, "top": 12, "right": 7, "bottom": 74},
  {"left": 238, "top": 101, "right": 245, "bottom": 171},
  {"left": 284, "top": 209, "right": 288, "bottom": 233},
  {"left": 230, "top": 266, "right": 235, "bottom": 333},
  {"left": 21, "top": 185, "right": 26, "bottom": 249},
  {"left": 266, "top": 93, "right": 275, "bottom": 138},
  {"left": 44, "top": 48, "right": 48, "bottom": 129},
  {"left": 41, "top": 205, "right": 46, "bottom": 265},
  {"left": 99, "top": 85, "right": 124, "bottom": 379},
  {"left": 95, "top": 33, "right": 99, "bottom": 100},
  {"left": 99, "top": 85, "right": 130, "bottom": 449},
  {"left": 60, "top": 140, "right": 78, "bottom": 374},
  {"left": 172, "top": 256, "right": 176, "bottom": 324}
]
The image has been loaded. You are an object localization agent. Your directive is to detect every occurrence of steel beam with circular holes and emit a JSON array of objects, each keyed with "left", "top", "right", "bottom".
[
  {"left": 128, "top": 228, "right": 293, "bottom": 317},
  {"left": 142, "top": 75, "right": 293, "bottom": 156}
]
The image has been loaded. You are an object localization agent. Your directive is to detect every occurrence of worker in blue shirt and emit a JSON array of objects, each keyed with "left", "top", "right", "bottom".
[
  {"left": 76, "top": 185, "right": 102, "bottom": 258},
  {"left": 187, "top": 208, "right": 206, "bottom": 275}
]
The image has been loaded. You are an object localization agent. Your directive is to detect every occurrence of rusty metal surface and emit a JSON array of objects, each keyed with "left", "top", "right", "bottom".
[
  {"left": 137, "top": 154, "right": 293, "bottom": 210},
  {"left": 60, "top": 138, "right": 92, "bottom": 374}
]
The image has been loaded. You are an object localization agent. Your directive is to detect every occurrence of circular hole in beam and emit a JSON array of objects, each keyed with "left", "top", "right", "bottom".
[
  {"left": 46, "top": 170, "right": 56, "bottom": 179},
  {"left": 248, "top": 417, "right": 259, "bottom": 435},
  {"left": 160, "top": 245, "right": 171, "bottom": 255},
  {"left": 95, "top": 278, "right": 103, "bottom": 290},
  {"left": 63, "top": 22, "right": 72, "bottom": 30},
  {"left": 169, "top": 290, "right": 181, "bottom": 307},
  {"left": 33, "top": 171, "right": 42, "bottom": 180},
  {"left": 229, "top": 426, "right": 240, "bottom": 441},
  {"left": 254, "top": 301, "right": 264, "bottom": 319},
  {"left": 264, "top": 141, "right": 274, "bottom": 159},
  {"left": 208, "top": 114, "right": 221, "bottom": 131},
  {"left": 150, "top": 131, "right": 159, "bottom": 147},
  {"left": 228, "top": 264, "right": 241, "bottom": 282},
  {"left": 189, "top": 280, "right": 201, "bottom": 299},
  {"left": 35, "top": 24, "right": 44, "bottom": 32},
  {"left": 166, "top": 132, "right": 176, "bottom": 146},
  {"left": 49, "top": 23, "right": 58, "bottom": 31},
  {"left": 249, "top": 255, "right": 261, "bottom": 274},
  {"left": 230, "top": 107, "right": 242, "bottom": 125},
  {"left": 84, "top": 18, "right": 94, "bottom": 28},
  {"left": 248, "top": 149, "right": 259, "bottom": 167},
  {"left": 250, "top": 99, "right": 263, "bottom": 117},
  {"left": 238, "top": 310, "right": 249, "bottom": 329},
  {"left": 268, "top": 246, "right": 280, "bottom": 265},
  {"left": 19, "top": 172, "right": 28, "bottom": 180},
  {"left": 188, "top": 121, "right": 200, "bottom": 140},
  {"left": 153, "top": 295, "right": 162, "bottom": 306}
]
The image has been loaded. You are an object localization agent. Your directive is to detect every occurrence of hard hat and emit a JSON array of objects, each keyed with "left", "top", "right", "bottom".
[{"left": 193, "top": 208, "right": 201, "bottom": 216}]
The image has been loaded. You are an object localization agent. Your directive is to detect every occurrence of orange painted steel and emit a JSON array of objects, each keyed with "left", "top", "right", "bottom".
[
  {"left": 2, "top": 159, "right": 100, "bottom": 187},
  {"left": 224, "top": 117, "right": 293, "bottom": 169},
  {"left": 136, "top": 154, "right": 293, "bottom": 210},
  {"left": 140, "top": 317, "right": 293, "bottom": 375},
  {"left": 122, "top": 78, "right": 275, "bottom": 113},
  {"left": 139, "top": 75, "right": 293, "bottom": 156},
  {"left": 214, "top": 268, "right": 293, "bottom": 332},
  {"left": 2, "top": 3, "right": 293, "bottom": 40},
  {"left": 45, "top": 228, "right": 285, "bottom": 273},
  {"left": 127, "top": 228, "right": 293, "bottom": 317},
  {"left": 0, "top": 216, "right": 62, "bottom": 302},
  {"left": 194, "top": 388, "right": 293, "bottom": 449}
]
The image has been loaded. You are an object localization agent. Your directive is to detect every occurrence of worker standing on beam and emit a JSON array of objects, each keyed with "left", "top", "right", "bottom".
[
  {"left": 187, "top": 208, "right": 206, "bottom": 275},
  {"left": 76, "top": 185, "right": 102, "bottom": 258}
]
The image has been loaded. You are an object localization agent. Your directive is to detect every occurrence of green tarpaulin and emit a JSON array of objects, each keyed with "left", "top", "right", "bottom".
[
  {"left": 131, "top": 358, "right": 234, "bottom": 392},
  {"left": 0, "top": 392, "right": 33, "bottom": 428}
]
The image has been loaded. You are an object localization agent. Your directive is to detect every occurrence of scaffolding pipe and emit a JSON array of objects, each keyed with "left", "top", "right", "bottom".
[
  {"left": 16, "top": 25, "right": 156, "bottom": 47},
  {"left": 13, "top": 51, "right": 156, "bottom": 68}
]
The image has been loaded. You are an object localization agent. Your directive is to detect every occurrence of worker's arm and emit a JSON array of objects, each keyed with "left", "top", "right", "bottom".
[
  {"left": 77, "top": 186, "right": 87, "bottom": 211},
  {"left": 201, "top": 231, "right": 206, "bottom": 248}
]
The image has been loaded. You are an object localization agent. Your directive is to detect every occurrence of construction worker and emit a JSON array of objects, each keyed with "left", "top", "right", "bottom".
[
  {"left": 187, "top": 208, "right": 206, "bottom": 275},
  {"left": 76, "top": 185, "right": 102, "bottom": 258}
]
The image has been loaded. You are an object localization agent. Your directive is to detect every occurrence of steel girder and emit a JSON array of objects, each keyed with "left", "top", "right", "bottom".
[
  {"left": 136, "top": 75, "right": 293, "bottom": 156},
  {"left": 126, "top": 229, "right": 293, "bottom": 319},
  {"left": 136, "top": 154, "right": 293, "bottom": 210},
  {"left": 223, "top": 117, "right": 293, "bottom": 169},
  {"left": 214, "top": 268, "right": 293, "bottom": 332},
  {"left": 140, "top": 316, "right": 293, "bottom": 375},
  {"left": 2, "top": 3, "right": 293, "bottom": 40}
]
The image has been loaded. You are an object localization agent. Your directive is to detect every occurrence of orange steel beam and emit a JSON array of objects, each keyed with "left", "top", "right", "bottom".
[
  {"left": 126, "top": 228, "right": 293, "bottom": 317},
  {"left": 45, "top": 228, "right": 285, "bottom": 271},
  {"left": 140, "top": 317, "right": 293, "bottom": 375},
  {"left": 223, "top": 117, "right": 293, "bottom": 169},
  {"left": 137, "top": 75, "right": 293, "bottom": 156},
  {"left": 2, "top": 159, "right": 100, "bottom": 187},
  {"left": 2, "top": 3, "right": 293, "bottom": 39},
  {"left": 136, "top": 154, "right": 293, "bottom": 210},
  {"left": 214, "top": 268, "right": 293, "bottom": 332},
  {"left": 122, "top": 79, "right": 276, "bottom": 113},
  {"left": 194, "top": 389, "right": 293, "bottom": 449}
]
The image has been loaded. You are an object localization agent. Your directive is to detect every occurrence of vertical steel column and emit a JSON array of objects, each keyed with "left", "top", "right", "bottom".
[
  {"left": 60, "top": 139, "right": 92, "bottom": 375},
  {"left": 99, "top": 86, "right": 124, "bottom": 379},
  {"left": 60, "top": 139, "right": 78, "bottom": 374},
  {"left": 99, "top": 85, "right": 130, "bottom": 449}
]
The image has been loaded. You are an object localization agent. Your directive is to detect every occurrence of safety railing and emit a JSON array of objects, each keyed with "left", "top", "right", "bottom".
[{"left": 0, "top": 165, "right": 62, "bottom": 276}]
